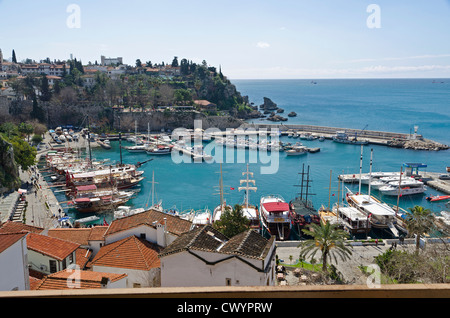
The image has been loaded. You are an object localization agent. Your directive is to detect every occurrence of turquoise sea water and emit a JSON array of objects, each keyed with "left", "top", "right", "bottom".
[{"left": 52, "top": 79, "right": 450, "bottom": 226}]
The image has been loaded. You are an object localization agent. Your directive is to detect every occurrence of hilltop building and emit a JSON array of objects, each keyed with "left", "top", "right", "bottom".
[{"left": 101, "top": 55, "right": 123, "bottom": 66}]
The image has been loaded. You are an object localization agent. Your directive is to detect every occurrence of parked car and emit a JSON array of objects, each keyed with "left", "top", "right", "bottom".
[{"left": 439, "top": 174, "right": 450, "bottom": 180}]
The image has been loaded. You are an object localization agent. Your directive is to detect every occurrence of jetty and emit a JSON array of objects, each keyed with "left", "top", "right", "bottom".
[{"left": 240, "top": 123, "right": 449, "bottom": 150}]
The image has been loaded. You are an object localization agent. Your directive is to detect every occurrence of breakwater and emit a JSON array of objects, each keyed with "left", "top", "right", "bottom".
[{"left": 240, "top": 123, "right": 449, "bottom": 150}]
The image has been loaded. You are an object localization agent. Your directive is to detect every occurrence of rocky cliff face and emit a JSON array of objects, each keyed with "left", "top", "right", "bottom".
[{"left": 0, "top": 135, "right": 21, "bottom": 193}]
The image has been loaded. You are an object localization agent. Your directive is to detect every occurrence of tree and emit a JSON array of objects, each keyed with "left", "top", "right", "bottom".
[
  {"left": 171, "top": 56, "right": 179, "bottom": 67},
  {"left": 298, "top": 221, "right": 352, "bottom": 272},
  {"left": 9, "top": 135, "right": 37, "bottom": 170},
  {"left": 40, "top": 74, "right": 52, "bottom": 101},
  {"left": 213, "top": 204, "right": 250, "bottom": 237},
  {"left": 136, "top": 59, "right": 142, "bottom": 68},
  {"left": 12, "top": 49, "right": 17, "bottom": 63},
  {"left": 18, "top": 122, "right": 34, "bottom": 141},
  {"left": 405, "top": 205, "right": 434, "bottom": 253}
]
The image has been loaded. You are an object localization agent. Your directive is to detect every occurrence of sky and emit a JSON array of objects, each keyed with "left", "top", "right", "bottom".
[{"left": 1, "top": 0, "right": 450, "bottom": 79}]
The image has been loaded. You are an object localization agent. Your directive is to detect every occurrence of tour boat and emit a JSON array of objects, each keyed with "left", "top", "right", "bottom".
[
  {"left": 346, "top": 190, "right": 398, "bottom": 236},
  {"left": 259, "top": 194, "right": 292, "bottom": 241},
  {"left": 333, "top": 204, "right": 371, "bottom": 236},
  {"left": 378, "top": 179, "right": 426, "bottom": 196},
  {"left": 71, "top": 185, "right": 135, "bottom": 213}
]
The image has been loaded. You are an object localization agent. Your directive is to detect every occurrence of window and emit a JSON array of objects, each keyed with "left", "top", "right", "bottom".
[
  {"left": 140, "top": 233, "right": 146, "bottom": 239},
  {"left": 133, "top": 283, "right": 141, "bottom": 288},
  {"left": 49, "top": 260, "right": 57, "bottom": 273},
  {"left": 226, "top": 278, "right": 232, "bottom": 286}
]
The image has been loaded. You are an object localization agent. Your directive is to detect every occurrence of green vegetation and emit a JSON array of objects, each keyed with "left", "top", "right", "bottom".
[
  {"left": 213, "top": 204, "right": 250, "bottom": 237},
  {"left": 10, "top": 57, "right": 250, "bottom": 118},
  {"left": 298, "top": 221, "right": 353, "bottom": 272},
  {"left": 0, "top": 122, "right": 38, "bottom": 170}
]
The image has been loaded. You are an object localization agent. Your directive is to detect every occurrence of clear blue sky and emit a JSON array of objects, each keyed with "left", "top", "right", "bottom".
[{"left": 1, "top": 0, "right": 450, "bottom": 79}]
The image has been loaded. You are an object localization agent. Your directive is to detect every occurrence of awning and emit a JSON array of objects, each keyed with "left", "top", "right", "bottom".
[
  {"left": 18, "top": 189, "right": 28, "bottom": 194},
  {"left": 75, "top": 197, "right": 90, "bottom": 203},
  {"left": 263, "top": 202, "right": 290, "bottom": 213}
]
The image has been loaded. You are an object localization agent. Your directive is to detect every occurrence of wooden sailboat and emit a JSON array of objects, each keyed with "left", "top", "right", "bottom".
[{"left": 238, "top": 164, "right": 259, "bottom": 231}]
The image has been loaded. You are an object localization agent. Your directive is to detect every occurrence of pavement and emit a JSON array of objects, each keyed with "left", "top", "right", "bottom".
[{"left": 275, "top": 240, "right": 417, "bottom": 285}]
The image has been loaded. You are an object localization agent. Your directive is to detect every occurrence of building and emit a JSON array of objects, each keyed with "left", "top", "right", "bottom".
[
  {"left": 90, "top": 235, "right": 161, "bottom": 288},
  {"left": 0, "top": 232, "right": 30, "bottom": 291},
  {"left": 101, "top": 55, "right": 123, "bottom": 66},
  {"left": 26, "top": 232, "right": 80, "bottom": 275},
  {"left": 103, "top": 209, "right": 193, "bottom": 248},
  {"left": 158, "top": 225, "right": 277, "bottom": 287},
  {"left": 47, "top": 226, "right": 107, "bottom": 258}
]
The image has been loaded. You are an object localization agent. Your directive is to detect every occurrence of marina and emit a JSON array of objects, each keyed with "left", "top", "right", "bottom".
[{"left": 35, "top": 121, "right": 450, "bottom": 241}]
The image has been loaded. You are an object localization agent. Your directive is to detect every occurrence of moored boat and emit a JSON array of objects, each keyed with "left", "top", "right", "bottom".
[{"left": 259, "top": 194, "right": 292, "bottom": 241}]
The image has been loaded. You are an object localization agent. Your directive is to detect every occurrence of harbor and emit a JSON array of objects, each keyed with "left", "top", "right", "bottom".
[{"left": 11, "top": 122, "right": 445, "bottom": 243}]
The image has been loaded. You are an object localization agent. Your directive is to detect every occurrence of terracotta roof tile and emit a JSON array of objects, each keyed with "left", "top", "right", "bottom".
[
  {"left": 91, "top": 235, "right": 161, "bottom": 271},
  {"left": 159, "top": 225, "right": 274, "bottom": 260},
  {"left": 32, "top": 270, "right": 127, "bottom": 290},
  {"left": 0, "top": 232, "right": 28, "bottom": 253},
  {"left": 0, "top": 221, "right": 44, "bottom": 234},
  {"left": 26, "top": 233, "right": 80, "bottom": 261},
  {"left": 105, "top": 209, "right": 192, "bottom": 237},
  {"left": 47, "top": 226, "right": 107, "bottom": 245}
]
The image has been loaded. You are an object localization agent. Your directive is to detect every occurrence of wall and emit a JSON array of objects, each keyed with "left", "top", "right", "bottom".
[{"left": 0, "top": 237, "right": 29, "bottom": 291}]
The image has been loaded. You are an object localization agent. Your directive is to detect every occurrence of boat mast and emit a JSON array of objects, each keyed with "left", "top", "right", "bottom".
[
  {"left": 368, "top": 148, "right": 373, "bottom": 202},
  {"left": 358, "top": 144, "right": 363, "bottom": 194},
  {"left": 220, "top": 163, "right": 224, "bottom": 209},
  {"left": 239, "top": 164, "right": 257, "bottom": 209},
  {"left": 118, "top": 115, "right": 123, "bottom": 166},
  {"left": 87, "top": 115, "right": 92, "bottom": 167},
  {"left": 396, "top": 166, "right": 403, "bottom": 216}
]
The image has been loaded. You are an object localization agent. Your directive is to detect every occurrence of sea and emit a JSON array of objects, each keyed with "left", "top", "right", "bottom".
[{"left": 46, "top": 78, "right": 450, "bottom": 232}]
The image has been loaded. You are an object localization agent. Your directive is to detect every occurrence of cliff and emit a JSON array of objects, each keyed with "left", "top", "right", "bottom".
[{"left": 0, "top": 135, "right": 21, "bottom": 193}]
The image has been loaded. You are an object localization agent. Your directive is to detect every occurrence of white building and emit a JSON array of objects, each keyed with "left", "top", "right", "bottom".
[
  {"left": 159, "top": 225, "right": 277, "bottom": 287},
  {"left": 101, "top": 55, "right": 123, "bottom": 66},
  {"left": 0, "top": 232, "right": 30, "bottom": 291},
  {"left": 103, "top": 209, "right": 192, "bottom": 248},
  {"left": 90, "top": 235, "right": 161, "bottom": 288},
  {"left": 26, "top": 232, "right": 80, "bottom": 275}
]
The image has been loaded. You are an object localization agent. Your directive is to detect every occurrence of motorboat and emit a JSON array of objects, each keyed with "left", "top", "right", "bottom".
[
  {"left": 285, "top": 145, "right": 308, "bottom": 156},
  {"left": 146, "top": 145, "right": 171, "bottom": 155},
  {"left": 332, "top": 131, "right": 368, "bottom": 145}
]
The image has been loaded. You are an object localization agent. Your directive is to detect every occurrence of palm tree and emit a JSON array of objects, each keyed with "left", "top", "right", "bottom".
[
  {"left": 405, "top": 205, "right": 434, "bottom": 253},
  {"left": 298, "top": 221, "right": 352, "bottom": 272}
]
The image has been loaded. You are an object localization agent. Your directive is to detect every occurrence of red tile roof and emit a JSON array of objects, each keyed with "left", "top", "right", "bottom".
[
  {"left": 90, "top": 235, "right": 161, "bottom": 271},
  {"left": 0, "top": 232, "right": 28, "bottom": 253},
  {"left": 32, "top": 270, "right": 127, "bottom": 290},
  {"left": 27, "top": 233, "right": 80, "bottom": 261},
  {"left": 0, "top": 221, "right": 44, "bottom": 234},
  {"left": 47, "top": 226, "right": 107, "bottom": 245},
  {"left": 105, "top": 209, "right": 192, "bottom": 238}
]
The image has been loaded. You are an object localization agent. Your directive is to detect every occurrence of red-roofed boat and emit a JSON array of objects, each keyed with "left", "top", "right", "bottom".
[{"left": 259, "top": 194, "right": 293, "bottom": 240}]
